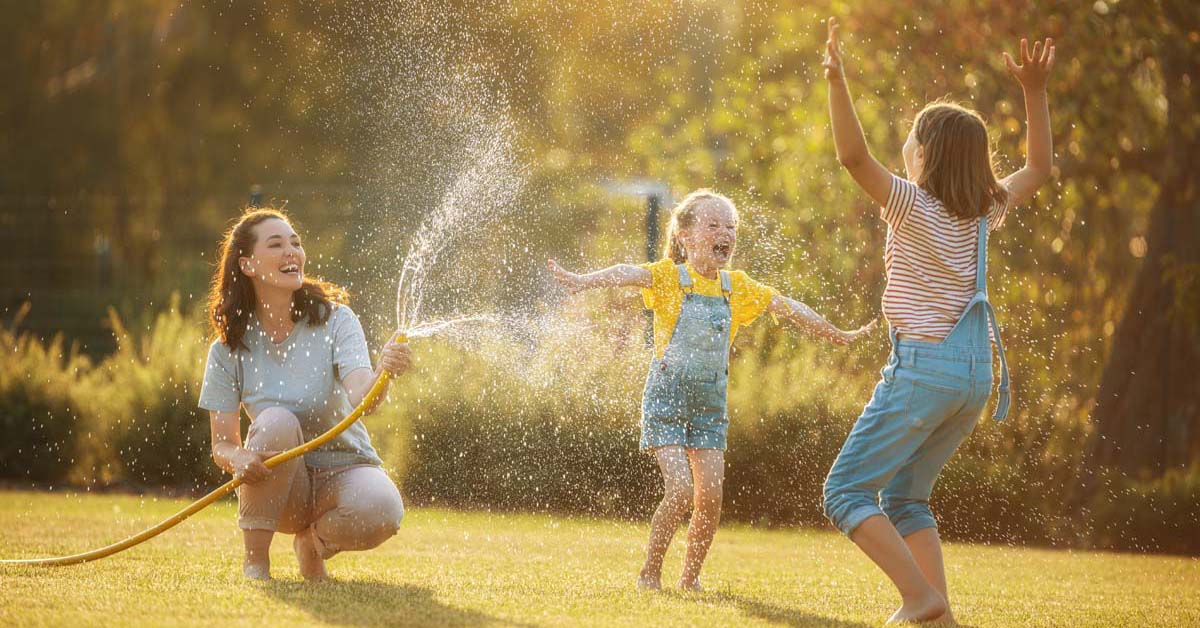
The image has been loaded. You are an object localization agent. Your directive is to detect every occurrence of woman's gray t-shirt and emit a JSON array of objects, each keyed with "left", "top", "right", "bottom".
[{"left": 198, "top": 304, "right": 383, "bottom": 468}]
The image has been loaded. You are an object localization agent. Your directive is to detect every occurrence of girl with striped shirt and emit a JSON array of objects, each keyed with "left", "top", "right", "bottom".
[{"left": 820, "top": 17, "right": 1056, "bottom": 624}]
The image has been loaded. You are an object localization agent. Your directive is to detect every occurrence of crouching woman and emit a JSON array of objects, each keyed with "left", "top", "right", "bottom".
[{"left": 199, "top": 208, "right": 410, "bottom": 581}]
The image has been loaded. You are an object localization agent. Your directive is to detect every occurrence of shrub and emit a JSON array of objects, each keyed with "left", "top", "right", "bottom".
[
  {"left": 0, "top": 304, "right": 90, "bottom": 483},
  {"left": 99, "top": 297, "right": 220, "bottom": 491},
  {"left": 1087, "top": 466, "right": 1200, "bottom": 554}
]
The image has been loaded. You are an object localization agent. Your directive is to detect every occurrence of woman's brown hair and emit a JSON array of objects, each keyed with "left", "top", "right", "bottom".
[
  {"left": 208, "top": 207, "right": 349, "bottom": 351},
  {"left": 661, "top": 189, "right": 737, "bottom": 264},
  {"left": 913, "top": 102, "right": 1009, "bottom": 219}
]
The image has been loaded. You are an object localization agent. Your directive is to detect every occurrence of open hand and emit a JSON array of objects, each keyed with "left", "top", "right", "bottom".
[
  {"left": 380, "top": 331, "right": 412, "bottom": 376},
  {"left": 822, "top": 17, "right": 844, "bottom": 82},
  {"left": 1003, "top": 37, "right": 1055, "bottom": 91},
  {"left": 835, "top": 317, "right": 879, "bottom": 346},
  {"left": 547, "top": 259, "right": 585, "bottom": 294}
]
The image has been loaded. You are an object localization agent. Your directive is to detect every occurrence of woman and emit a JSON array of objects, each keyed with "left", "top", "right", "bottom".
[{"left": 198, "top": 207, "right": 411, "bottom": 581}]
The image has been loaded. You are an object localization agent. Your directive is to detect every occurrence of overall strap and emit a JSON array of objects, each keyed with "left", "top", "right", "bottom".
[
  {"left": 976, "top": 216, "right": 1011, "bottom": 421},
  {"left": 718, "top": 270, "right": 732, "bottom": 303},
  {"left": 975, "top": 217, "right": 989, "bottom": 295},
  {"left": 986, "top": 302, "right": 1011, "bottom": 421},
  {"left": 676, "top": 264, "right": 693, "bottom": 294}
]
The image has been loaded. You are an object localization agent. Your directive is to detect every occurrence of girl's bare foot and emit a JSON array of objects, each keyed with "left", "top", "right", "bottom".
[
  {"left": 636, "top": 575, "right": 662, "bottom": 591},
  {"left": 293, "top": 527, "right": 329, "bottom": 581},
  {"left": 887, "top": 591, "right": 948, "bottom": 624},
  {"left": 678, "top": 577, "right": 704, "bottom": 592},
  {"left": 242, "top": 560, "right": 271, "bottom": 581},
  {"left": 636, "top": 568, "right": 662, "bottom": 591}
]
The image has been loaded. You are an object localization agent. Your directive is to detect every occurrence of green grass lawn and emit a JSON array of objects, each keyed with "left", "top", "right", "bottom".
[{"left": 0, "top": 490, "right": 1197, "bottom": 627}]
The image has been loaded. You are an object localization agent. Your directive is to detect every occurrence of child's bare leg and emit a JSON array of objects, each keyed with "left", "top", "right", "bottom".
[
  {"left": 242, "top": 529, "right": 273, "bottom": 580},
  {"left": 679, "top": 448, "right": 724, "bottom": 590},
  {"left": 639, "top": 446, "right": 692, "bottom": 589},
  {"left": 905, "top": 527, "right": 954, "bottom": 622},
  {"left": 849, "top": 515, "right": 947, "bottom": 623}
]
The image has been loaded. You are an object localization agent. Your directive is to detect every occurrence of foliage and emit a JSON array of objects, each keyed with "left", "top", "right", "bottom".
[
  {"left": 0, "top": 305, "right": 89, "bottom": 483},
  {"left": 98, "top": 296, "right": 219, "bottom": 490},
  {"left": 1087, "top": 466, "right": 1200, "bottom": 554}
]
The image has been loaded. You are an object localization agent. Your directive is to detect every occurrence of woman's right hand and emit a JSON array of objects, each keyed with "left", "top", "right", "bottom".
[
  {"left": 547, "top": 259, "right": 585, "bottom": 294},
  {"left": 231, "top": 448, "right": 277, "bottom": 484},
  {"left": 379, "top": 331, "right": 412, "bottom": 376}
]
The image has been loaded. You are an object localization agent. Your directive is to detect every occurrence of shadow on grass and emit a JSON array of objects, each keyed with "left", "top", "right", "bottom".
[
  {"left": 662, "top": 590, "right": 874, "bottom": 628},
  {"left": 262, "top": 579, "right": 533, "bottom": 627}
]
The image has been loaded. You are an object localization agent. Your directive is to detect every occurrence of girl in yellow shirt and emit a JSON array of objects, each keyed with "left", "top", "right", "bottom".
[{"left": 548, "top": 189, "right": 874, "bottom": 591}]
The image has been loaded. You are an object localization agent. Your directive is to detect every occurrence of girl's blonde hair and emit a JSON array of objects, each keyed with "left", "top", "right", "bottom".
[
  {"left": 913, "top": 101, "right": 1009, "bottom": 219},
  {"left": 661, "top": 189, "right": 737, "bottom": 264}
]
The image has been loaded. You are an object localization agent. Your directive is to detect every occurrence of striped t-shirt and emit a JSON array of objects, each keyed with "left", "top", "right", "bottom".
[{"left": 881, "top": 175, "right": 1008, "bottom": 340}]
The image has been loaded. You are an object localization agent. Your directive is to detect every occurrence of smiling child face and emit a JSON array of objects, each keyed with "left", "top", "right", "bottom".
[{"left": 680, "top": 199, "right": 738, "bottom": 271}]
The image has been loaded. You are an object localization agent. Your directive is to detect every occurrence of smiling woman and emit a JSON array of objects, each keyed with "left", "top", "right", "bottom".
[{"left": 201, "top": 207, "right": 414, "bottom": 581}]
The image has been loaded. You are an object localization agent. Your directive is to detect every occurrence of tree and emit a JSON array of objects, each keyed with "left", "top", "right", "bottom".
[{"left": 1085, "top": 0, "right": 1200, "bottom": 478}]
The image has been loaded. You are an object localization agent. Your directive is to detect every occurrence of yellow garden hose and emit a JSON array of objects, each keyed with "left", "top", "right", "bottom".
[{"left": 1, "top": 335, "right": 406, "bottom": 567}]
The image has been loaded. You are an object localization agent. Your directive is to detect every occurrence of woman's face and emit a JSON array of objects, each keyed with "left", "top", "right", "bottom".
[
  {"left": 680, "top": 200, "right": 738, "bottom": 269},
  {"left": 239, "top": 218, "right": 305, "bottom": 292},
  {"left": 903, "top": 127, "right": 925, "bottom": 181}
]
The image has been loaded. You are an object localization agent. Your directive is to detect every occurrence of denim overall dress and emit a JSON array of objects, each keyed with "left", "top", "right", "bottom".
[
  {"left": 640, "top": 264, "right": 733, "bottom": 451},
  {"left": 823, "top": 218, "right": 1011, "bottom": 537}
]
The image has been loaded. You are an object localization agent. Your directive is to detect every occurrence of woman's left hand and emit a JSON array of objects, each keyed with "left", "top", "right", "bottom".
[{"left": 379, "top": 331, "right": 412, "bottom": 376}]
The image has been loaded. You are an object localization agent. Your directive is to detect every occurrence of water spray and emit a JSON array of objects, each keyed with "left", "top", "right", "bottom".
[{"left": 3, "top": 78, "right": 524, "bottom": 567}]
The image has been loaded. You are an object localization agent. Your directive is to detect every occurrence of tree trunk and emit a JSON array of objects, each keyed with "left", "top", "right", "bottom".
[{"left": 1085, "top": 2, "right": 1200, "bottom": 479}]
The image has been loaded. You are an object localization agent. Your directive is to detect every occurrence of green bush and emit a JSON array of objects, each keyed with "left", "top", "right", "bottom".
[
  {"left": 2, "top": 296, "right": 1196, "bottom": 553},
  {"left": 98, "top": 297, "right": 220, "bottom": 491},
  {"left": 1087, "top": 466, "right": 1200, "bottom": 554},
  {"left": 389, "top": 326, "right": 661, "bottom": 518},
  {"left": 0, "top": 304, "right": 90, "bottom": 483}
]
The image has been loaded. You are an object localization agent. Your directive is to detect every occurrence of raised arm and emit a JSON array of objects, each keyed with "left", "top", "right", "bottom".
[
  {"left": 767, "top": 294, "right": 877, "bottom": 346},
  {"left": 1001, "top": 37, "right": 1056, "bottom": 207},
  {"left": 547, "top": 259, "right": 652, "bottom": 294},
  {"left": 824, "top": 16, "right": 893, "bottom": 208}
]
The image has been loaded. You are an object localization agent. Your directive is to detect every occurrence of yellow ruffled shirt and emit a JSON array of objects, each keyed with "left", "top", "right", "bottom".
[{"left": 640, "top": 259, "right": 778, "bottom": 359}]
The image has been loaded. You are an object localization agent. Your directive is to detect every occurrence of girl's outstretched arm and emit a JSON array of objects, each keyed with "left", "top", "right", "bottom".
[
  {"left": 768, "top": 294, "right": 877, "bottom": 346},
  {"left": 824, "top": 16, "right": 892, "bottom": 208},
  {"left": 1001, "top": 37, "right": 1056, "bottom": 207},
  {"left": 547, "top": 259, "right": 652, "bottom": 294}
]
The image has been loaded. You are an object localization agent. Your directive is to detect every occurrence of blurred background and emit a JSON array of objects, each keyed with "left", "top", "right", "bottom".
[{"left": 1, "top": 0, "right": 1196, "bottom": 554}]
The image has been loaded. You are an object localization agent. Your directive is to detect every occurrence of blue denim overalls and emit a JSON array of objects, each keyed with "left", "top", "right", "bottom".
[
  {"left": 640, "top": 264, "right": 733, "bottom": 451},
  {"left": 823, "top": 218, "right": 1010, "bottom": 537}
]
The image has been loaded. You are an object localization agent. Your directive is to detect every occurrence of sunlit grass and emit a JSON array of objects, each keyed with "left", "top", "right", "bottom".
[{"left": 1, "top": 490, "right": 1197, "bottom": 627}]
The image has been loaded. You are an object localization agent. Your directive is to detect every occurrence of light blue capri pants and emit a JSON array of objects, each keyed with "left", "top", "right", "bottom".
[{"left": 823, "top": 217, "right": 1010, "bottom": 537}]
